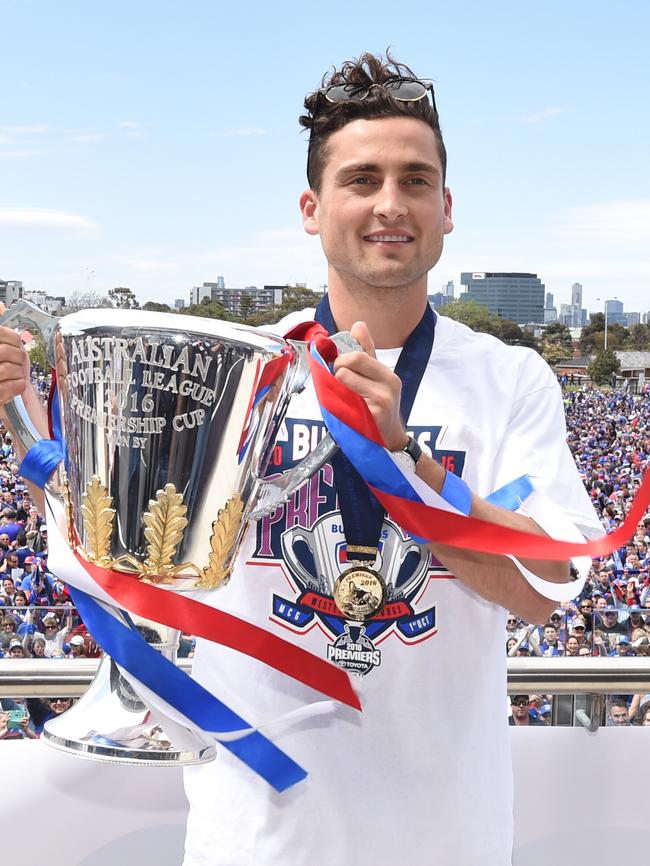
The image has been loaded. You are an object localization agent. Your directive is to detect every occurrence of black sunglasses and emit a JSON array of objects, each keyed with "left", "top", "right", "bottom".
[{"left": 321, "top": 77, "right": 436, "bottom": 111}]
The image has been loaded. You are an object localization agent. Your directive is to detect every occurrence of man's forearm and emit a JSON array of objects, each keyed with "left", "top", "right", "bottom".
[{"left": 414, "top": 453, "right": 568, "bottom": 624}]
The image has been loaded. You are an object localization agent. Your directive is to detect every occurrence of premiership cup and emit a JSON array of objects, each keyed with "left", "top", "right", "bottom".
[{"left": 0, "top": 300, "right": 347, "bottom": 765}]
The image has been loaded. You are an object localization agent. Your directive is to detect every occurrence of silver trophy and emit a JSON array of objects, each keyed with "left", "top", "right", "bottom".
[{"left": 0, "top": 301, "right": 350, "bottom": 765}]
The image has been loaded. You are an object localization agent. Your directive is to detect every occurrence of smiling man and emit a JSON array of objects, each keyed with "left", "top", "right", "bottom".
[{"left": 181, "top": 52, "right": 602, "bottom": 866}]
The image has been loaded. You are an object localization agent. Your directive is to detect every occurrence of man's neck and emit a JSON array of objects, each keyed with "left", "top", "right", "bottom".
[{"left": 325, "top": 280, "right": 429, "bottom": 349}]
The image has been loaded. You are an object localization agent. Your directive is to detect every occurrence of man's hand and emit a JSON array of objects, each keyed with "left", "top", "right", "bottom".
[
  {"left": 332, "top": 321, "right": 408, "bottom": 451},
  {"left": 0, "top": 323, "right": 31, "bottom": 405}
]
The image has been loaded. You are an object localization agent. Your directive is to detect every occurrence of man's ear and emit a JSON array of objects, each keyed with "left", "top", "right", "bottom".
[
  {"left": 299, "top": 189, "right": 319, "bottom": 236},
  {"left": 443, "top": 187, "right": 454, "bottom": 235}
]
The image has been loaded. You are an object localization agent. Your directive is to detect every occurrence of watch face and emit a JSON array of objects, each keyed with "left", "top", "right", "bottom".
[{"left": 392, "top": 449, "right": 417, "bottom": 474}]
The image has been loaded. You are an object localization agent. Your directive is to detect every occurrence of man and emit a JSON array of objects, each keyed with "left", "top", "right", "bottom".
[
  {"left": 508, "top": 695, "right": 544, "bottom": 726},
  {"left": 0, "top": 52, "right": 601, "bottom": 865},
  {"left": 539, "top": 622, "right": 564, "bottom": 657}
]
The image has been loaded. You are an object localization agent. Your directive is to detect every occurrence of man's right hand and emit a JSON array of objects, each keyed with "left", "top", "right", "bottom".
[{"left": 0, "top": 324, "right": 31, "bottom": 405}]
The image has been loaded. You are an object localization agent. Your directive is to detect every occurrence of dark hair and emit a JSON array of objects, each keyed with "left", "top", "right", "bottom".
[{"left": 299, "top": 50, "right": 447, "bottom": 191}]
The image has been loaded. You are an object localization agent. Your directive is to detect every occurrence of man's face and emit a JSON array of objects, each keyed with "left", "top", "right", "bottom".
[
  {"left": 544, "top": 626, "right": 557, "bottom": 644},
  {"left": 2, "top": 578, "right": 14, "bottom": 594},
  {"left": 301, "top": 117, "right": 453, "bottom": 295},
  {"left": 609, "top": 706, "right": 629, "bottom": 725},
  {"left": 0, "top": 534, "right": 9, "bottom": 547},
  {"left": 603, "top": 611, "right": 618, "bottom": 627},
  {"left": 511, "top": 697, "right": 530, "bottom": 721},
  {"left": 6, "top": 554, "right": 18, "bottom": 569}
]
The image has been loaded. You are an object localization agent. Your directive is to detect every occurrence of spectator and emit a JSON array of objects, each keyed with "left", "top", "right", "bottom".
[{"left": 509, "top": 696, "right": 545, "bottom": 726}]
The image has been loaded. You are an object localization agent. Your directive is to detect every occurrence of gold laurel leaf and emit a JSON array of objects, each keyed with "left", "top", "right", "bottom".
[
  {"left": 199, "top": 495, "right": 245, "bottom": 590},
  {"left": 80, "top": 476, "right": 115, "bottom": 563},
  {"left": 142, "top": 483, "right": 188, "bottom": 580}
]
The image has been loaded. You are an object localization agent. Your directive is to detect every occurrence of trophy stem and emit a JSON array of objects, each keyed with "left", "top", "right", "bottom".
[{"left": 42, "top": 626, "right": 215, "bottom": 766}]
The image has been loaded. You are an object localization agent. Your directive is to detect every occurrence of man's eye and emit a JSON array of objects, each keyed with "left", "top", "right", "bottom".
[
  {"left": 406, "top": 177, "right": 427, "bottom": 185},
  {"left": 351, "top": 176, "right": 372, "bottom": 185}
]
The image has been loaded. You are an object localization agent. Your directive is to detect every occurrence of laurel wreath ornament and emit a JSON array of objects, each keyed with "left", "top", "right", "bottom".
[
  {"left": 80, "top": 475, "right": 116, "bottom": 565},
  {"left": 199, "top": 495, "right": 245, "bottom": 589},
  {"left": 141, "top": 483, "right": 189, "bottom": 582}
]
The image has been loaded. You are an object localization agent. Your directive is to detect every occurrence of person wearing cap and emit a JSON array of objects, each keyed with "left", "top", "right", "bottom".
[
  {"left": 597, "top": 607, "right": 627, "bottom": 640},
  {"left": 7, "top": 637, "right": 25, "bottom": 658},
  {"left": 66, "top": 634, "right": 88, "bottom": 658},
  {"left": 508, "top": 696, "right": 545, "bottom": 726},
  {"left": 610, "top": 635, "right": 633, "bottom": 657}
]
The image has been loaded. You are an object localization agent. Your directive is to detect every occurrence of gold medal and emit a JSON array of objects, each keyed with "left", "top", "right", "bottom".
[{"left": 333, "top": 565, "right": 387, "bottom": 621}]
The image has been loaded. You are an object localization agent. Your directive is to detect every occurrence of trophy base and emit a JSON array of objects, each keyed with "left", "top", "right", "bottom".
[{"left": 42, "top": 655, "right": 216, "bottom": 767}]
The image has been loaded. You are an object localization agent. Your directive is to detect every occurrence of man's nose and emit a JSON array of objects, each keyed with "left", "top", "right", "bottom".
[{"left": 372, "top": 180, "right": 408, "bottom": 222}]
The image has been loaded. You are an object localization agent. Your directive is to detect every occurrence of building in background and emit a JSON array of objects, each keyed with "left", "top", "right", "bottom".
[
  {"left": 604, "top": 298, "right": 626, "bottom": 326},
  {"left": 22, "top": 289, "right": 64, "bottom": 314},
  {"left": 190, "top": 281, "right": 285, "bottom": 317},
  {"left": 625, "top": 312, "right": 641, "bottom": 327},
  {"left": 459, "top": 272, "right": 544, "bottom": 325},
  {"left": 544, "top": 291, "right": 558, "bottom": 324},
  {"left": 0, "top": 279, "right": 23, "bottom": 307},
  {"left": 174, "top": 298, "right": 185, "bottom": 309}
]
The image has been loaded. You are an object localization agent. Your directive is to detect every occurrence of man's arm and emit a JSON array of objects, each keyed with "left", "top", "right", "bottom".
[
  {"left": 0, "top": 324, "right": 49, "bottom": 510},
  {"left": 333, "top": 322, "right": 569, "bottom": 625}
]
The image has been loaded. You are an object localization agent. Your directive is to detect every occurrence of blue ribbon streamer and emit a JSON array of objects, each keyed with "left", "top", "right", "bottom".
[
  {"left": 18, "top": 381, "right": 66, "bottom": 487},
  {"left": 67, "top": 584, "right": 307, "bottom": 792}
]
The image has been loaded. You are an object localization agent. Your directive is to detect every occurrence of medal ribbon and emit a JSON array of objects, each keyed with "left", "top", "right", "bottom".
[
  {"left": 302, "top": 333, "right": 650, "bottom": 564},
  {"left": 313, "top": 296, "right": 435, "bottom": 563}
]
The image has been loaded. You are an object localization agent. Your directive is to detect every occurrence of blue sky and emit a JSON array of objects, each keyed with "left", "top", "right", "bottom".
[{"left": 1, "top": 0, "right": 649, "bottom": 315}]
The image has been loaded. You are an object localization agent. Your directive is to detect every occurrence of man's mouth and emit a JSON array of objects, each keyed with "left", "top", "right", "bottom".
[{"left": 364, "top": 233, "right": 414, "bottom": 243}]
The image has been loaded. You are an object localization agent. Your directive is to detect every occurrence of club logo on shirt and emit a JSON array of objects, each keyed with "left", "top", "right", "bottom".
[{"left": 252, "top": 418, "right": 466, "bottom": 675}]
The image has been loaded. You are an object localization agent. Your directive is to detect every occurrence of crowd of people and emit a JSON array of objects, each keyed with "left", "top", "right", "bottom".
[
  {"left": 2, "top": 378, "right": 650, "bottom": 734},
  {"left": 509, "top": 380, "right": 650, "bottom": 725}
]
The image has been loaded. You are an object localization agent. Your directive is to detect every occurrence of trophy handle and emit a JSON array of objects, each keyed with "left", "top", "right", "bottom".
[
  {"left": 0, "top": 300, "right": 59, "bottom": 462},
  {"left": 249, "top": 330, "right": 361, "bottom": 519}
]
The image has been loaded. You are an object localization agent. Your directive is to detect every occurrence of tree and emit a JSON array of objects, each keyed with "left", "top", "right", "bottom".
[
  {"left": 438, "top": 299, "right": 539, "bottom": 351},
  {"left": 62, "top": 290, "right": 113, "bottom": 312},
  {"left": 625, "top": 323, "right": 650, "bottom": 350},
  {"left": 588, "top": 349, "right": 620, "bottom": 385},
  {"left": 183, "top": 300, "right": 230, "bottom": 320},
  {"left": 541, "top": 321, "right": 573, "bottom": 363},
  {"left": 579, "top": 312, "right": 605, "bottom": 354},
  {"left": 142, "top": 301, "right": 172, "bottom": 313},
  {"left": 238, "top": 292, "right": 255, "bottom": 321},
  {"left": 27, "top": 332, "right": 50, "bottom": 372},
  {"left": 108, "top": 286, "right": 140, "bottom": 309}
]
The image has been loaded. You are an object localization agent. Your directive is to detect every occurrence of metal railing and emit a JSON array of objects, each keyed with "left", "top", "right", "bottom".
[{"left": 2, "top": 656, "right": 650, "bottom": 698}]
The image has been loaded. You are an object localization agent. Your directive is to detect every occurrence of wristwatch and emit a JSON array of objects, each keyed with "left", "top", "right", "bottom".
[{"left": 391, "top": 435, "right": 422, "bottom": 473}]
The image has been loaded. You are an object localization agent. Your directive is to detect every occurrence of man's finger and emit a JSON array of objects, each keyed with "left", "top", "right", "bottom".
[{"left": 349, "top": 321, "right": 376, "bottom": 359}]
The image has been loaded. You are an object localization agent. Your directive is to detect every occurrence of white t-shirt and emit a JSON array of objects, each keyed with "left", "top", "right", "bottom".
[{"left": 183, "top": 311, "right": 601, "bottom": 866}]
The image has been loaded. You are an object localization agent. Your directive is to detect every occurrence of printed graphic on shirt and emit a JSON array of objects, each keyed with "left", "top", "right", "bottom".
[{"left": 253, "top": 418, "right": 466, "bottom": 675}]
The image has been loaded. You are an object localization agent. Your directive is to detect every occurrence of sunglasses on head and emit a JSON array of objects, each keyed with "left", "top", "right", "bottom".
[{"left": 321, "top": 76, "right": 436, "bottom": 110}]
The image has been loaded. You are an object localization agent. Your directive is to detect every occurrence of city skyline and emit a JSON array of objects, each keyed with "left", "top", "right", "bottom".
[{"left": 1, "top": 1, "right": 649, "bottom": 313}]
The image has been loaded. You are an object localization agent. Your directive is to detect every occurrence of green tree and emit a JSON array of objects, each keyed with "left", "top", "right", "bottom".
[
  {"left": 579, "top": 312, "right": 605, "bottom": 354},
  {"left": 184, "top": 299, "right": 230, "bottom": 320},
  {"left": 27, "top": 332, "right": 50, "bottom": 372},
  {"left": 588, "top": 349, "right": 620, "bottom": 385},
  {"left": 625, "top": 323, "right": 650, "bottom": 350},
  {"left": 108, "top": 286, "right": 140, "bottom": 309},
  {"left": 438, "top": 299, "right": 540, "bottom": 351},
  {"left": 239, "top": 292, "right": 255, "bottom": 321},
  {"left": 543, "top": 343, "right": 573, "bottom": 366},
  {"left": 142, "top": 301, "right": 173, "bottom": 313}
]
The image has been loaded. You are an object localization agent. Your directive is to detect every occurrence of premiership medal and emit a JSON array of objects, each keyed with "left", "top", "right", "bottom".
[{"left": 334, "top": 565, "right": 387, "bottom": 621}]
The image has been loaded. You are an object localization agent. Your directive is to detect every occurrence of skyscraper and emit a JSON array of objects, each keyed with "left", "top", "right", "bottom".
[
  {"left": 459, "top": 272, "right": 544, "bottom": 325},
  {"left": 571, "top": 282, "right": 582, "bottom": 308}
]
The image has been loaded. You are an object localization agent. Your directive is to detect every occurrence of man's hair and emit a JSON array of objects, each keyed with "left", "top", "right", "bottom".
[{"left": 300, "top": 50, "right": 447, "bottom": 192}]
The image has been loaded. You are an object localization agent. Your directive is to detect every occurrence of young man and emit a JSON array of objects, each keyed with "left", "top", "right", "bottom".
[
  {"left": 0, "top": 51, "right": 600, "bottom": 866},
  {"left": 181, "top": 53, "right": 601, "bottom": 866}
]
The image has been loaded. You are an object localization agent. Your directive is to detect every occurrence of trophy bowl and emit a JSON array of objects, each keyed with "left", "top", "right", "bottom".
[{"left": 0, "top": 301, "right": 341, "bottom": 764}]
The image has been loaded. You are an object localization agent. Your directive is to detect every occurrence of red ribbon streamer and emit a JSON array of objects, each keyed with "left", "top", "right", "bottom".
[
  {"left": 293, "top": 321, "right": 650, "bottom": 563},
  {"left": 74, "top": 551, "right": 361, "bottom": 711}
]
